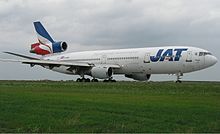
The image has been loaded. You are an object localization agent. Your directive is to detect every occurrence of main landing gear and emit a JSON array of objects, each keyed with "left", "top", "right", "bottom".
[
  {"left": 76, "top": 78, "right": 99, "bottom": 82},
  {"left": 176, "top": 73, "right": 183, "bottom": 83},
  {"left": 91, "top": 79, "right": 99, "bottom": 82},
  {"left": 76, "top": 78, "right": 91, "bottom": 82},
  {"left": 76, "top": 77, "right": 116, "bottom": 82}
]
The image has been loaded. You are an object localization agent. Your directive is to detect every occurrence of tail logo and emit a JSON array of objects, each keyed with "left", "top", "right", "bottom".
[{"left": 30, "top": 21, "right": 68, "bottom": 55}]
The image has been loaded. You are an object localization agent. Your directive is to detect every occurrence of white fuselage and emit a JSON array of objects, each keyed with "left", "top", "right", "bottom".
[{"left": 42, "top": 46, "right": 217, "bottom": 78}]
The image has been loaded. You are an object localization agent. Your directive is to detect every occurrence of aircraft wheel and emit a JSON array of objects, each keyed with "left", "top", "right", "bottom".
[
  {"left": 176, "top": 80, "right": 182, "bottom": 83},
  {"left": 85, "top": 78, "right": 90, "bottom": 82},
  {"left": 76, "top": 78, "right": 81, "bottom": 82},
  {"left": 111, "top": 79, "right": 116, "bottom": 82},
  {"left": 103, "top": 80, "right": 109, "bottom": 82},
  {"left": 80, "top": 78, "right": 84, "bottom": 82},
  {"left": 91, "top": 79, "right": 98, "bottom": 82}
]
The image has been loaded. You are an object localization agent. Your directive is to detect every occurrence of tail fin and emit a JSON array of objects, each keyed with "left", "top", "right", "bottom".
[
  {"left": 30, "top": 21, "right": 68, "bottom": 55},
  {"left": 33, "top": 21, "right": 55, "bottom": 44}
]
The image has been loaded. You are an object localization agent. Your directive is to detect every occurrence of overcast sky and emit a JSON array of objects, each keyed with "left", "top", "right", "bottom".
[{"left": 0, "top": 0, "right": 219, "bottom": 81}]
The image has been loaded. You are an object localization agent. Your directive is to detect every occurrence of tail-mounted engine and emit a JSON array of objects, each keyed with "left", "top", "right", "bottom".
[{"left": 30, "top": 41, "right": 68, "bottom": 55}]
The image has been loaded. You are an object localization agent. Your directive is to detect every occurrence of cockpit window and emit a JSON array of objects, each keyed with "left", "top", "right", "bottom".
[
  {"left": 206, "top": 52, "right": 212, "bottom": 55},
  {"left": 199, "top": 52, "right": 212, "bottom": 56},
  {"left": 199, "top": 52, "right": 204, "bottom": 56}
]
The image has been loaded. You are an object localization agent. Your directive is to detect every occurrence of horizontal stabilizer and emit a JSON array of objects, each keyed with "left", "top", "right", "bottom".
[{"left": 3, "top": 51, "right": 40, "bottom": 60}]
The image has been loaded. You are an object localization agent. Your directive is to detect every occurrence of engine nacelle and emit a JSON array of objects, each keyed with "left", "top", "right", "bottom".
[
  {"left": 125, "top": 74, "right": 151, "bottom": 81},
  {"left": 52, "top": 41, "right": 68, "bottom": 53},
  {"left": 30, "top": 41, "right": 68, "bottom": 55},
  {"left": 90, "top": 67, "right": 113, "bottom": 79}
]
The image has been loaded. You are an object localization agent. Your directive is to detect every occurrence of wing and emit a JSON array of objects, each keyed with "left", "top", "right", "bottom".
[
  {"left": 0, "top": 58, "right": 121, "bottom": 69},
  {"left": 0, "top": 58, "right": 93, "bottom": 67},
  {"left": 1, "top": 51, "right": 121, "bottom": 73}
]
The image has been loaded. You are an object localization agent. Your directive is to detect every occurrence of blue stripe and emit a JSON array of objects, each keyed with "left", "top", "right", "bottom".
[{"left": 33, "top": 21, "right": 55, "bottom": 43}]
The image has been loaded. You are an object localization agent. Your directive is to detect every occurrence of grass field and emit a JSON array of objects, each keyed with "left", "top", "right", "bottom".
[{"left": 0, "top": 80, "right": 220, "bottom": 132}]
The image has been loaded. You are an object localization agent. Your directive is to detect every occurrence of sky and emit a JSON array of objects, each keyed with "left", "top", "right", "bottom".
[{"left": 0, "top": 0, "right": 219, "bottom": 81}]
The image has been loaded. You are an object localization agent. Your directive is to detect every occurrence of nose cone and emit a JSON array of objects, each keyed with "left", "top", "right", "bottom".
[
  {"left": 206, "top": 55, "right": 218, "bottom": 67},
  {"left": 211, "top": 56, "right": 218, "bottom": 65}
]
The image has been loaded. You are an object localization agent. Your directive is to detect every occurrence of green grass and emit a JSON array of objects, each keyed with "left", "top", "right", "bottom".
[{"left": 0, "top": 80, "right": 220, "bottom": 132}]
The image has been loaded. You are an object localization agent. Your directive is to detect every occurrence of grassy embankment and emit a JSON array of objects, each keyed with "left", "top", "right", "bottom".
[{"left": 0, "top": 81, "right": 220, "bottom": 132}]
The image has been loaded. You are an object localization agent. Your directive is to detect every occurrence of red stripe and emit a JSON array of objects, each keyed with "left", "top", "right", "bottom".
[
  {"left": 38, "top": 39, "right": 52, "bottom": 53},
  {"left": 33, "top": 46, "right": 51, "bottom": 55}
]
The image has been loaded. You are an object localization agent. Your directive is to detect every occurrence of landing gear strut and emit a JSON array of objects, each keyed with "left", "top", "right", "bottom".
[{"left": 176, "top": 73, "right": 183, "bottom": 83}]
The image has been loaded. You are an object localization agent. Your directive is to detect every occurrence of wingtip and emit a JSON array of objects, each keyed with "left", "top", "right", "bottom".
[
  {"left": 3, "top": 51, "right": 12, "bottom": 54},
  {"left": 3, "top": 51, "right": 9, "bottom": 54}
]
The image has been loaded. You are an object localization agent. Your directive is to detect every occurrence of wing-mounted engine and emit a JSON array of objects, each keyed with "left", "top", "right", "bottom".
[
  {"left": 90, "top": 66, "right": 113, "bottom": 79},
  {"left": 125, "top": 73, "right": 151, "bottom": 81}
]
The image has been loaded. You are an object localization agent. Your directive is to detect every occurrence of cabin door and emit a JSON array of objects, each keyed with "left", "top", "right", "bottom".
[
  {"left": 186, "top": 51, "right": 192, "bottom": 62},
  {"left": 101, "top": 55, "right": 107, "bottom": 64},
  {"left": 144, "top": 52, "right": 151, "bottom": 63}
]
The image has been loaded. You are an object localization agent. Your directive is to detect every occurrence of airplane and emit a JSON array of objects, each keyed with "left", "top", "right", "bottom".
[{"left": 0, "top": 21, "right": 218, "bottom": 82}]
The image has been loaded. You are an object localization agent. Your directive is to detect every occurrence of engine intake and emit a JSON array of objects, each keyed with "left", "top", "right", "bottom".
[
  {"left": 90, "top": 67, "right": 113, "bottom": 79},
  {"left": 52, "top": 41, "right": 68, "bottom": 53}
]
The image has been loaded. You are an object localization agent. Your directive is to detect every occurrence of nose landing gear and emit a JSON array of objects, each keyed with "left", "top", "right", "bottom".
[{"left": 176, "top": 73, "right": 183, "bottom": 83}]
